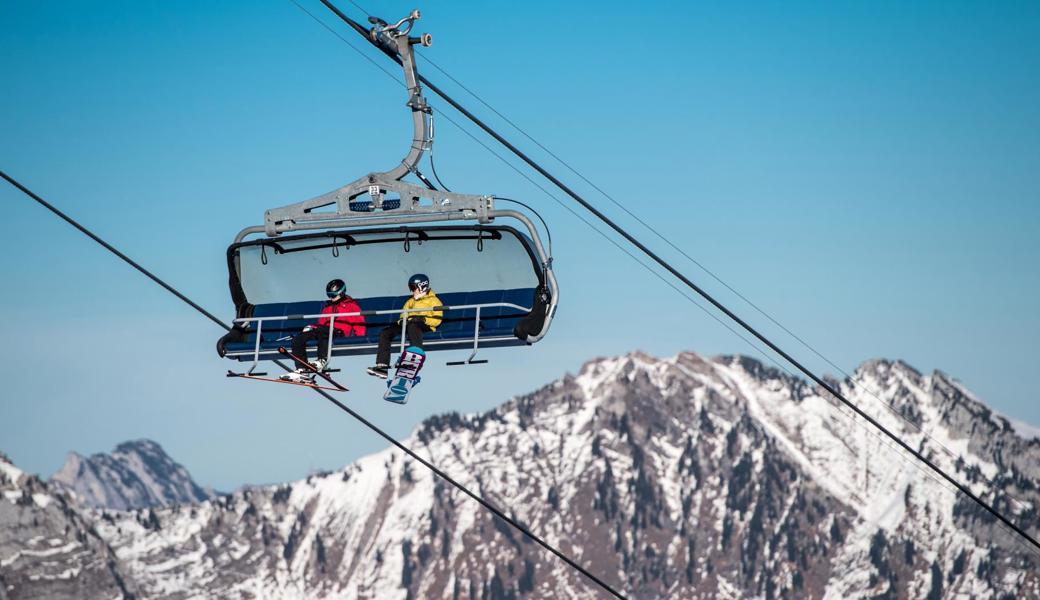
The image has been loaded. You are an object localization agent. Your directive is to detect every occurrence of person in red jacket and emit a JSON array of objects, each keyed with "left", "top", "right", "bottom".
[{"left": 281, "top": 278, "right": 366, "bottom": 382}]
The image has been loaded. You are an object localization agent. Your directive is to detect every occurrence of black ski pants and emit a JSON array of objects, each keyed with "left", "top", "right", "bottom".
[
  {"left": 290, "top": 326, "right": 342, "bottom": 365},
  {"left": 376, "top": 319, "right": 432, "bottom": 366}
]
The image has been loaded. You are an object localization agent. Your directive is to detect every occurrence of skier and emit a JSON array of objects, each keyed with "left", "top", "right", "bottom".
[
  {"left": 281, "top": 279, "right": 366, "bottom": 382},
  {"left": 367, "top": 273, "right": 442, "bottom": 379}
]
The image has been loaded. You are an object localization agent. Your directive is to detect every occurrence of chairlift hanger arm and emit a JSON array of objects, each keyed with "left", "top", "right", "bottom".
[
  {"left": 376, "top": 9, "right": 431, "bottom": 182},
  {"left": 260, "top": 8, "right": 453, "bottom": 237}
]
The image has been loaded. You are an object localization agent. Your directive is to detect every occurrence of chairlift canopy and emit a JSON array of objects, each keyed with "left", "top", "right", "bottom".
[
  {"left": 231, "top": 225, "right": 541, "bottom": 308},
  {"left": 219, "top": 224, "right": 555, "bottom": 362}
]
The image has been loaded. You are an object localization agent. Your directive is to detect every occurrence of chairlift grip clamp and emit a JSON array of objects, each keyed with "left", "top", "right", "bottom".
[{"left": 476, "top": 195, "right": 494, "bottom": 224}]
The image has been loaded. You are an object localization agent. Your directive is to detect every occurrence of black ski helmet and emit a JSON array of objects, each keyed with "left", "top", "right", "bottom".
[
  {"left": 326, "top": 278, "right": 347, "bottom": 298},
  {"left": 408, "top": 273, "right": 431, "bottom": 293}
]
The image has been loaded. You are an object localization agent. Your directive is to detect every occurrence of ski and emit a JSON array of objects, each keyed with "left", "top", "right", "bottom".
[
  {"left": 277, "top": 347, "right": 350, "bottom": 392},
  {"left": 227, "top": 371, "right": 347, "bottom": 392}
]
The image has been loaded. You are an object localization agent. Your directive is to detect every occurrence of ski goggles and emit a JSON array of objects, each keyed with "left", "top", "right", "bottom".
[{"left": 327, "top": 288, "right": 345, "bottom": 298}]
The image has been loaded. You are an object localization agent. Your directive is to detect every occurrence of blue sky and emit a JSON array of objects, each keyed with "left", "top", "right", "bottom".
[{"left": 2, "top": 1, "right": 1038, "bottom": 490}]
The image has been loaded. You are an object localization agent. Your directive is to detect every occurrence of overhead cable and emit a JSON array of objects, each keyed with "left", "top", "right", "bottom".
[
  {"left": 291, "top": 0, "right": 1038, "bottom": 560},
  {"left": 416, "top": 26, "right": 1028, "bottom": 514},
  {"left": 300, "top": 0, "right": 1025, "bottom": 513},
  {"left": 313, "top": 0, "right": 1040, "bottom": 553},
  {"left": 0, "top": 171, "right": 230, "bottom": 332},
  {"left": 0, "top": 170, "right": 627, "bottom": 600}
]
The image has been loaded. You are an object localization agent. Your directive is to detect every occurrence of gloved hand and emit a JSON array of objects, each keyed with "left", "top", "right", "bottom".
[{"left": 303, "top": 325, "right": 316, "bottom": 333}]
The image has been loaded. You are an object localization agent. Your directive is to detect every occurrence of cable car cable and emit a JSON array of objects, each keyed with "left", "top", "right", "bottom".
[
  {"left": 419, "top": 116, "right": 1040, "bottom": 561},
  {"left": 1, "top": 170, "right": 628, "bottom": 599},
  {"left": 303, "top": 5, "right": 981, "bottom": 509},
  {"left": 431, "top": 105, "right": 1027, "bottom": 541},
  {"left": 433, "top": 99, "right": 1040, "bottom": 564},
  {"left": 312, "top": 0, "right": 1040, "bottom": 553},
  {"left": 288, "top": 0, "right": 1029, "bottom": 518},
  {"left": 282, "top": 363, "right": 629, "bottom": 600},
  {"left": 409, "top": 24, "right": 1038, "bottom": 518},
  {"left": 290, "top": 0, "right": 1039, "bottom": 559},
  {"left": 415, "top": 48, "right": 1026, "bottom": 513},
  {"left": 0, "top": 170, "right": 230, "bottom": 333},
  {"left": 9, "top": 3, "right": 1027, "bottom": 585},
  {"left": 412, "top": 85, "right": 1014, "bottom": 553}
]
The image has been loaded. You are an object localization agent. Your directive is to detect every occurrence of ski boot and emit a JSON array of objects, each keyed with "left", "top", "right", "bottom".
[{"left": 280, "top": 369, "right": 315, "bottom": 383}]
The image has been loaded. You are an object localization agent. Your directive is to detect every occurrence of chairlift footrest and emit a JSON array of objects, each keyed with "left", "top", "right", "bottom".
[
  {"left": 446, "top": 360, "right": 489, "bottom": 366},
  {"left": 228, "top": 370, "right": 269, "bottom": 377}
]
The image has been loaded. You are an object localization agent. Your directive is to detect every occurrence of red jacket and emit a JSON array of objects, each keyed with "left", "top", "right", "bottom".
[{"left": 318, "top": 297, "right": 366, "bottom": 336}]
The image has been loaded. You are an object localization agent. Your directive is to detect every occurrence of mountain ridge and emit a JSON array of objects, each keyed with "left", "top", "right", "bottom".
[
  {"left": 49, "top": 438, "right": 213, "bottom": 511},
  {"left": 2, "top": 350, "right": 1037, "bottom": 599}
]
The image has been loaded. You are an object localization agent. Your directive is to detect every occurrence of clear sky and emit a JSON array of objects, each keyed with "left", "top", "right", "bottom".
[{"left": 2, "top": 1, "right": 1038, "bottom": 491}]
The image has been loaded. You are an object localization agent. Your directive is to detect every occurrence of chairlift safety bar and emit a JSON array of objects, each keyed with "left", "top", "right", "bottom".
[{"left": 233, "top": 301, "right": 531, "bottom": 373}]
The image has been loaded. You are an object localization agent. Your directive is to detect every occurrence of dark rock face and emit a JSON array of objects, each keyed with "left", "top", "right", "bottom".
[
  {"left": 1, "top": 352, "right": 1037, "bottom": 598},
  {"left": 0, "top": 454, "right": 137, "bottom": 600},
  {"left": 49, "top": 439, "right": 211, "bottom": 511}
]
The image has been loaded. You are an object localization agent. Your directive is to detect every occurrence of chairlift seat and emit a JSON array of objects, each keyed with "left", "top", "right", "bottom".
[{"left": 223, "top": 287, "right": 536, "bottom": 361}]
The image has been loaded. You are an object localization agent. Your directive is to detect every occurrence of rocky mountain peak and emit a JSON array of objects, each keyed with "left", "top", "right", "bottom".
[
  {"left": 0, "top": 452, "right": 23, "bottom": 487},
  {"left": 855, "top": 358, "right": 923, "bottom": 381},
  {"left": 3, "top": 350, "right": 1038, "bottom": 598},
  {"left": 49, "top": 439, "right": 212, "bottom": 511},
  {"left": 1, "top": 453, "right": 138, "bottom": 598}
]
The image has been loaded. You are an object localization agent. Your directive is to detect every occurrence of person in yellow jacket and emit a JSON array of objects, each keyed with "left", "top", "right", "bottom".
[{"left": 367, "top": 273, "right": 443, "bottom": 379}]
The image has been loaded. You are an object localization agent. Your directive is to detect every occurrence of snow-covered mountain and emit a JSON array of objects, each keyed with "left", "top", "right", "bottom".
[
  {"left": 49, "top": 439, "right": 212, "bottom": 511},
  {"left": 2, "top": 351, "right": 1038, "bottom": 599},
  {"left": 0, "top": 452, "right": 139, "bottom": 598}
]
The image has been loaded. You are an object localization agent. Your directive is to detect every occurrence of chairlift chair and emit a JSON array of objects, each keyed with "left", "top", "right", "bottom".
[{"left": 218, "top": 10, "right": 558, "bottom": 372}]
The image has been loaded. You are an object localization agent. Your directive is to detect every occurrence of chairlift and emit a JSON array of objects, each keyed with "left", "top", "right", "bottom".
[{"left": 217, "top": 10, "right": 558, "bottom": 370}]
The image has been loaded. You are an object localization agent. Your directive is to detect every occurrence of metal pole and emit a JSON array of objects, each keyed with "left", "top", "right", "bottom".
[
  {"left": 326, "top": 316, "right": 336, "bottom": 365},
  {"left": 250, "top": 320, "right": 264, "bottom": 373},
  {"left": 469, "top": 305, "right": 481, "bottom": 362},
  {"left": 399, "top": 314, "right": 407, "bottom": 357}
]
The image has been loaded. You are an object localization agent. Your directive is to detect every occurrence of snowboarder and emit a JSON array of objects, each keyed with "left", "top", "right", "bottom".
[
  {"left": 367, "top": 273, "right": 442, "bottom": 379},
  {"left": 281, "top": 279, "right": 366, "bottom": 382}
]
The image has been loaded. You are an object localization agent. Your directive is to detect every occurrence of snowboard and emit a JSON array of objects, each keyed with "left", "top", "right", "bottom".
[{"left": 383, "top": 346, "right": 426, "bottom": 404}]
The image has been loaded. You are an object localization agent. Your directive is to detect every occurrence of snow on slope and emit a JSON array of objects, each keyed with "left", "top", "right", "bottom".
[{"left": 3, "top": 351, "right": 1038, "bottom": 599}]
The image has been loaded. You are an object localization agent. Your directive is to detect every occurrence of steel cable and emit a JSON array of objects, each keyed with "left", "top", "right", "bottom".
[
  {"left": 0, "top": 169, "right": 627, "bottom": 599},
  {"left": 302, "top": 0, "right": 1021, "bottom": 508},
  {"left": 311, "top": 0, "right": 1040, "bottom": 553}
]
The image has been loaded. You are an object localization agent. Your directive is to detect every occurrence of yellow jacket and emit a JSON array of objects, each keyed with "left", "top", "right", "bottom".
[{"left": 400, "top": 291, "right": 443, "bottom": 331}]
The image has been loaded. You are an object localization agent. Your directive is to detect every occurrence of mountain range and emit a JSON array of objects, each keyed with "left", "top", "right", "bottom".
[
  {"left": 49, "top": 439, "right": 213, "bottom": 511},
  {"left": 1, "top": 351, "right": 1038, "bottom": 599}
]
